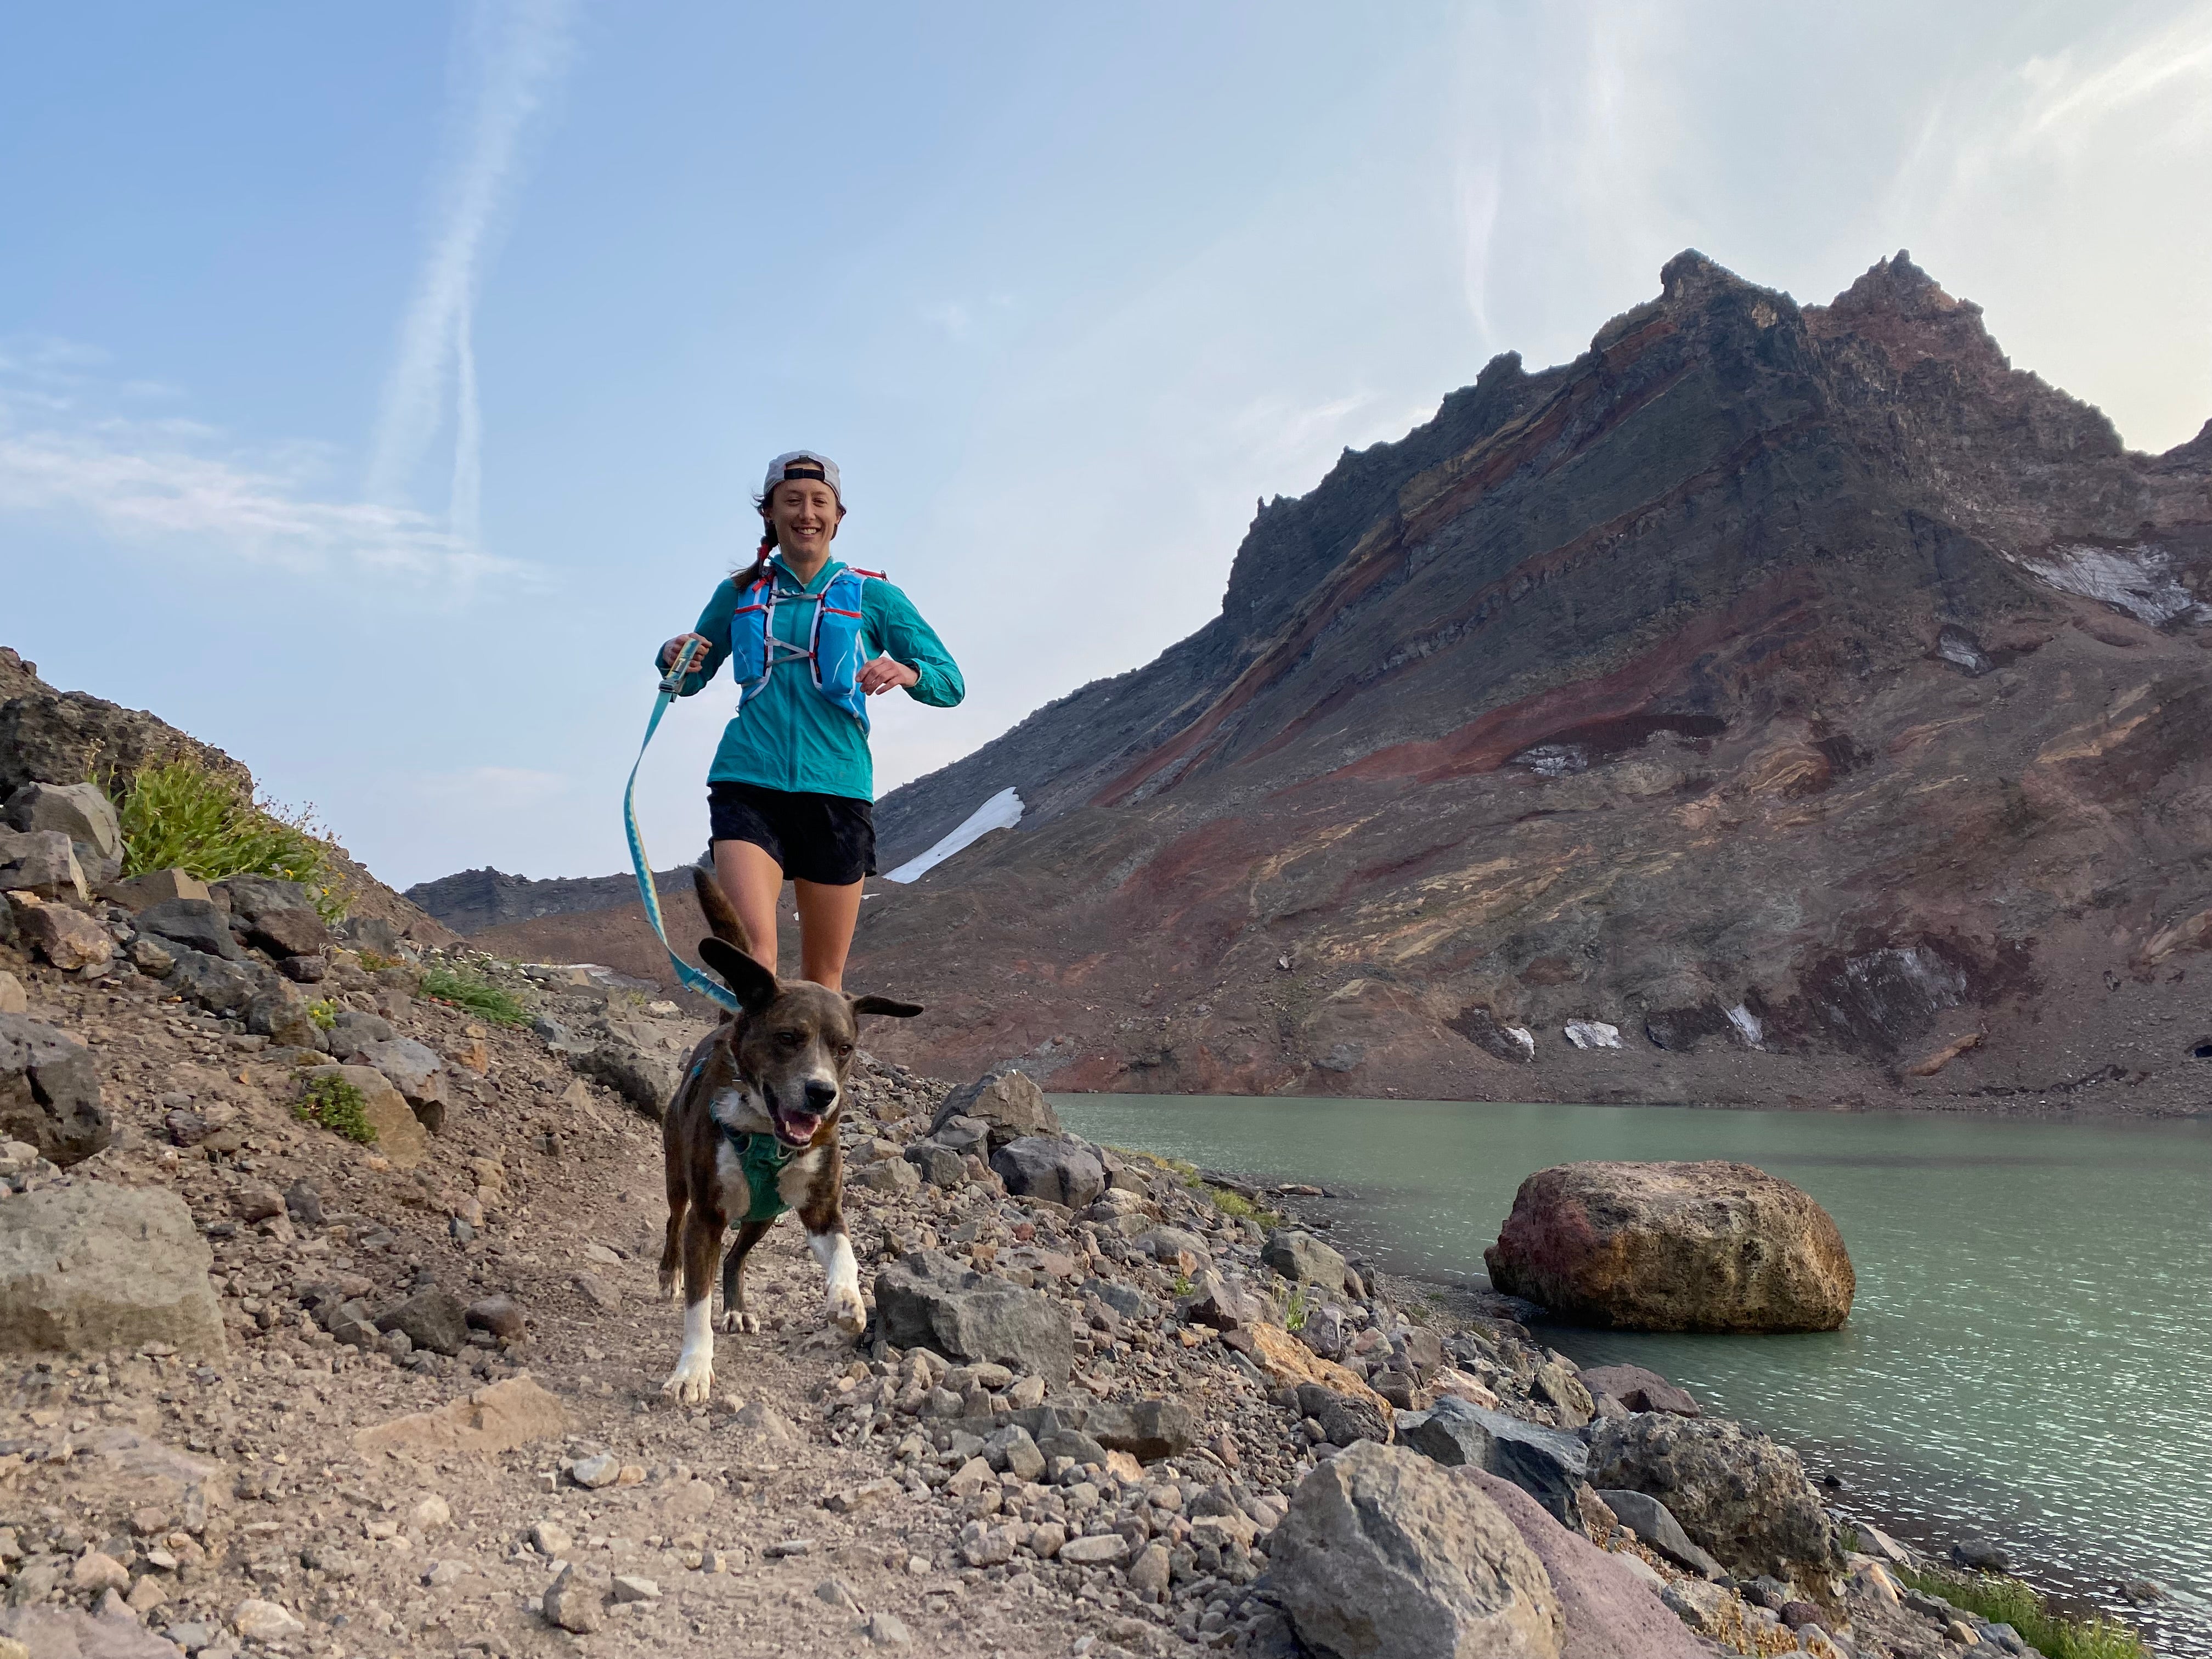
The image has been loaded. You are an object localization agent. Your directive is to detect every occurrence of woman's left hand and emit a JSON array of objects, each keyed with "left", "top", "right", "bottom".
[{"left": 859, "top": 653, "right": 921, "bottom": 695}]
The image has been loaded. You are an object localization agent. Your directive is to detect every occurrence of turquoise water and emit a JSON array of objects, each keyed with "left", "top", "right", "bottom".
[{"left": 1051, "top": 1094, "right": 2212, "bottom": 1649}]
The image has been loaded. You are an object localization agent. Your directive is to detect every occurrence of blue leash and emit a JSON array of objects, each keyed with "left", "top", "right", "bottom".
[{"left": 623, "top": 640, "right": 742, "bottom": 1013}]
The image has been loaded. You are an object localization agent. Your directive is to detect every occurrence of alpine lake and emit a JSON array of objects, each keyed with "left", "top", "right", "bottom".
[{"left": 1048, "top": 1093, "right": 2212, "bottom": 1656}]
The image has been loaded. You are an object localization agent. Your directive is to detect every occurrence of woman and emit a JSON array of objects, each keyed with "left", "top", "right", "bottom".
[{"left": 657, "top": 450, "right": 962, "bottom": 989}]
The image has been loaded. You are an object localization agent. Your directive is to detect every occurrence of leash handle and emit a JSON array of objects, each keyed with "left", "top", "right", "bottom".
[{"left": 658, "top": 635, "right": 709, "bottom": 695}]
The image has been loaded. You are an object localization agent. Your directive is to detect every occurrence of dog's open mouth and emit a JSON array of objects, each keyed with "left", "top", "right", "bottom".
[{"left": 770, "top": 1107, "right": 824, "bottom": 1148}]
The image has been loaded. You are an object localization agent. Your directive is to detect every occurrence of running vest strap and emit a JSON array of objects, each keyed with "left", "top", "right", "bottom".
[{"left": 726, "top": 565, "right": 883, "bottom": 733}]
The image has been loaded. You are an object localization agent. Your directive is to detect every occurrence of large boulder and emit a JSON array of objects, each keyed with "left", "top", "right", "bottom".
[
  {"left": 1463, "top": 1469, "right": 1708, "bottom": 1659},
  {"left": 376, "top": 1287, "right": 469, "bottom": 1356},
  {"left": 4, "top": 781, "right": 121, "bottom": 869},
  {"left": 0, "top": 1183, "right": 225, "bottom": 1358},
  {"left": 1262, "top": 1228, "right": 1350, "bottom": 1293},
  {"left": 1397, "top": 1396, "right": 1591, "bottom": 1530},
  {"left": 1587, "top": 1413, "right": 1843, "bottom": 1588},
  {"left": 214, "top": 875, "right": 317, "bottom": 921},
  {"left": 0, "top": 1012, "right": 110, "bottom": 1166},
  {"left": 16, "top": 902, "right": 114, "bottom": 972},
  {"left": 1579, "top": 1364, "right": 1700, "bottom": 1418},
  {"left": 357, "top": 1036, "right": 452, "bottom": 1131},
  {"left": 991, "top": 1134, "right": 1105, "bottom": 1209},
  {"left": 0, "top": 828, "right": 87, "bottom": 901},
  {"left": 163, "top": 947, "right": 273, "bottom": 1018},
  {"left": 872, "top": 1250, "right": 1073, "bottom": 1381},
  {"left": 1083, "top": 1396, "right": 1200, "bottom": 1463},
  {"left": 1483, "top": 1161, "right": 1854, "bottom": 1333},
  {"left": 930, "top": 1067, "right": 1064, "bottom": 1149},
  {"left": 299, "top": 1065, "right": 427, "bottom": 1169},
  {"left": 1268, "top": 1440, "right": 1564, "bottom": 1659},
  {"left": 136, "top": 898, "right": 246, "bottom": 962}
]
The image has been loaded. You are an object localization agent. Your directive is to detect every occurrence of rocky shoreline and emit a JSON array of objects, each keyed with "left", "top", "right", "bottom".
[{"left": 0, "top": 855, "right": 2169, "bottom": 1659}]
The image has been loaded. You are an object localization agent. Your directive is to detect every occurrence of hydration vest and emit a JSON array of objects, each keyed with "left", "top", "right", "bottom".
[{"left": 727, "top": 562, "right": 882, "bottom": 733}]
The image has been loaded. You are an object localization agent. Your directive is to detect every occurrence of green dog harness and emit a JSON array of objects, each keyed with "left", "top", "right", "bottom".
[{"left": 724, "top": 1122, "right": 799, "bottom": 1223}]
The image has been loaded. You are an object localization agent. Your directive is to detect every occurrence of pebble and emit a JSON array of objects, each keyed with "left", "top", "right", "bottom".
[
  {"left": 866, "top": 1611, "right": 913, "bottom": 1646},
  {"left": 531, "top": 1520, "right": 574, "bottom": 1558},
  {"left": 611, "top": 1573, "right": 661, "bottom": 1603},
  {"left": 543, "top": 1564, "right": 603, "bottom": 1633},
  {"left": 232, "top": 1598, "right": 306, "bottom": 1641},
  {"left": 569, "top": 1452, "right": 620, "bottom": 1488}
]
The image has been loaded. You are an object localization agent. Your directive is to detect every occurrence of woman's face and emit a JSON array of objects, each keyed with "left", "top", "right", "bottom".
[{"left": 766, "top": 479, "right": 842, "bottom": 560}]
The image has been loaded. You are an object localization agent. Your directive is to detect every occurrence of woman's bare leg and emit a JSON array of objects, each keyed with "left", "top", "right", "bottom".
[
  {"left": 710, "top": 839, "right": 786, "bottom": 977},
  {"left": 793, "top": 879, "right": 864, "bottom": 990}
]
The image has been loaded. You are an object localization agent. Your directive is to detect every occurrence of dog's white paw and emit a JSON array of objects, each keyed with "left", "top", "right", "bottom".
[
  {"left": 825, "top": 1283, "right": 867, "bottom": 1336},
  {"left": 661, "top": 1352, "right": 714, "bottom": 1404},
  {"left": 719, "top": 1308, "right": 760, "bottom": 1335}
]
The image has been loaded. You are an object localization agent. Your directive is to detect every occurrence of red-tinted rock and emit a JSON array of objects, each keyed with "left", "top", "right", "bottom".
[
  {"left": 1464, "top": 1468, "right": 1707, "bottom": 1659},
  {"left": 1484, "top": 1162, "right": 1853, "bottom": 1333},
  {"left": 1579, "top": 1364, "right": 1701, "bottom": 1417}
]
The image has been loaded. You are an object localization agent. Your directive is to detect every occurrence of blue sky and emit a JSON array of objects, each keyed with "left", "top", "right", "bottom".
[{"left": 5, "top": 2, "right": 2208, "bottom": 888}]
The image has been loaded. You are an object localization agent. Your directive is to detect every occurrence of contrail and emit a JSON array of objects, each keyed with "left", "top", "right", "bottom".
[{"left": 367, "top": 0, "right": 575, "bottom": 547}]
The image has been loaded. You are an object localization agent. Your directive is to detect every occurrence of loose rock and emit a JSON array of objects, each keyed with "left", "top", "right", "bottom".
[{"left": 1268, "top": 1440, "right": 1564, "bottom": 1659}]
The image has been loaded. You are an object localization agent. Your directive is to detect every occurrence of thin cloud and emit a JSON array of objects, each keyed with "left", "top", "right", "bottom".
[
  {"left": 366, "top": 0, "right": 577, "bottom": 547},
  {"left": 0, "top": 351, "right": 532, "bottom": 585}
]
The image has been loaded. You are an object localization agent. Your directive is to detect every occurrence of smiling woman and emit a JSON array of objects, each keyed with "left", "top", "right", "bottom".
[{"left": 654, "top": 451, "right": 963, "bottom": 990}]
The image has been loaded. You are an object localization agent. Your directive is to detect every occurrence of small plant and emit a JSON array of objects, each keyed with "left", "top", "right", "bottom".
[
  {"left": 1285, "top": 1286, "right": 1308, "bottom": 1333},
  {"left": 1171, "top": 1273, "right": 1193, "bottom": 1297},
  {"left": 1894, "top": 1567, "right": 2146, "bottom": 1659},
  {"left": 306, "top": 1000, "right": 338, "bottom": 1031},
  {"left": 295, "top": 1074, "right": 376, "bottom": 1144},
  {"left": 419, "top": 963, "right": 531, "bottom": 1026},
  {"left": 117, "top": 758, "right": 349, "bottom": 922}
]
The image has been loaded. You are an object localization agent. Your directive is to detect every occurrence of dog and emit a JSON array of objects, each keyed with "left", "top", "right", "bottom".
[{"left": 657, "top": 865, "right": 920, "bottom": 1404}]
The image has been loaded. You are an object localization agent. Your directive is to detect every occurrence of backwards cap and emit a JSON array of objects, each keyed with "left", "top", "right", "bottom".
[{"left": 761, "top": 450, "right": 842, "bottom": 503}]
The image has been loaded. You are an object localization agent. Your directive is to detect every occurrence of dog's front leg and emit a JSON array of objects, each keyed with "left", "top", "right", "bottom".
[
  {"left": 662, "top": 1206, "right": 724, "bottom": 1404},
  {"left": 806, "top": 1226, "right": 866, "bottom": 1335}
]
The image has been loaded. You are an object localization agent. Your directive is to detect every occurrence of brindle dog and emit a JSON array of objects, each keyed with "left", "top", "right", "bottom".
[{"left": 657, "top": 866, "right": 920, "bottom": 1404}]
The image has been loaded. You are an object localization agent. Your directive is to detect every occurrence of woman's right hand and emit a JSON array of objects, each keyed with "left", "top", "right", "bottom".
[{"left": 661, "top": 633, "right": 712, "bottom": 673}]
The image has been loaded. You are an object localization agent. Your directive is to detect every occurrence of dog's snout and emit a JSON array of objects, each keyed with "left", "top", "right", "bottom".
[{"left": 803, "top": 1079, "right": 838, "bottom": 1113}]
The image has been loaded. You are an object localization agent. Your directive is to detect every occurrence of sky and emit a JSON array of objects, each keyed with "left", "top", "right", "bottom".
[{"left": 4, "top": 1, "right": 2208, "bottom": 889}]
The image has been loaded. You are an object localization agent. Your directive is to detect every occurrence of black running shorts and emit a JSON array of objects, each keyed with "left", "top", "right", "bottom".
[{"left": 707, "top": 782, "right": 877, "bottom": 885}]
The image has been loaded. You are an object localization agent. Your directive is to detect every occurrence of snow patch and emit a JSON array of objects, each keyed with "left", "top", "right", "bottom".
[
  {"left": 2005, "top": 543, "right": 2209, "bottom": 627},
  {"left": 879, "top": 787, "right": 1024, "bottom": 884},
  {"left": 1563, "top": 1020, "right": 1623, "bottom": 1049}
]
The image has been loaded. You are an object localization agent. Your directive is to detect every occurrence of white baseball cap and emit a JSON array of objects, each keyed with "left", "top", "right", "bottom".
[{"left": 761, "top": 450, "right": 842, "bottom": 502}]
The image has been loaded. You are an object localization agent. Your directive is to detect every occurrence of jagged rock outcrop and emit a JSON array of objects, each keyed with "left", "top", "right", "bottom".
[{"left": 837, "top": 251, "right": 2212, "bottom": 1109}]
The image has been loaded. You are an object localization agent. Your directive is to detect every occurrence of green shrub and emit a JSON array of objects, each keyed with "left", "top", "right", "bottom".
[
  {"left": 419, "top": 963, "right": 530, "bottom": 1026},
  {"left": 118, "top": 759, "right": 348, "bottom": 921},
  {"left": 306, "top": 1000, "right": 337, "bottom": 1031},
  {"left": 295, "top": 1074, "right": 376, "bottom": 1144},
  {"left": 1285, "top": 1286, "right": 1308, "bottom": 1333},
  {"left": 1894, "top": 1567, "right": 2146, "bottom": 1659}
]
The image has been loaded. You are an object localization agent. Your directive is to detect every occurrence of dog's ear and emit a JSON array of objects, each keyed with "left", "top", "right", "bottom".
[
  {"left": 699, "top": 937, "right": 778, "bottom": 1014},
  {"left": 849, "top": 994, "right": 924, "bottom": 1019}
]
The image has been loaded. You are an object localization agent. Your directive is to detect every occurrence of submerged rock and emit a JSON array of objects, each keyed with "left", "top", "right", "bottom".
[{"left": 1483, "top": 1160, "right": 1854, "bottom": 1333}]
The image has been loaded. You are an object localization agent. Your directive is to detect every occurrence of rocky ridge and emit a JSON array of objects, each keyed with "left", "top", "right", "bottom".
[{"left": 822, "top": 251, "right": 2212, "bottom": 1109}]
